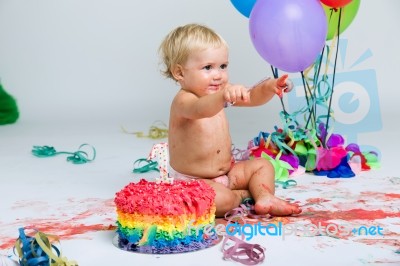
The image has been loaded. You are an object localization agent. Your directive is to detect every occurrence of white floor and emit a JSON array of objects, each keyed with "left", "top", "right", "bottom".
[{"left": 0, "top": 121, "right": 399, "bottom": 266}]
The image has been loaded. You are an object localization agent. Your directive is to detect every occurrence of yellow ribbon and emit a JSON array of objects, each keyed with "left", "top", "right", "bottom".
[
  {"left": 15, "top": 229, "right": 78, "bottom": 266},
  {"left": 121, "top": 120, "right": 168, "bottom": 139}
]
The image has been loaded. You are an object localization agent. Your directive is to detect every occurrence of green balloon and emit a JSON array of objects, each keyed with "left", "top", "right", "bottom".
[{"left": 324, "top": 0, "right": 360, "bottom": 40}]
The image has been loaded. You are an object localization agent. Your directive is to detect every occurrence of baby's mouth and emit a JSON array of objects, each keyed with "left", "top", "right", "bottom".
[{"left": 209, "top": 84, "right": 220, "bottom": 91}]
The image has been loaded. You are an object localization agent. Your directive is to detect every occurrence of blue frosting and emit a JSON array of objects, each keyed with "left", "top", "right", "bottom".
[
  {"left": 117, "top": 232, "right": 218, "bottom": 254},
  {"left": 116, "top": 224, "right": 218, "bottom": 253}
]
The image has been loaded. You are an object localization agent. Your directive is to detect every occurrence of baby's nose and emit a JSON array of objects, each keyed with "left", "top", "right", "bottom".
[{"left": 212, "top": 69, "right": 223, "bottom": 79}]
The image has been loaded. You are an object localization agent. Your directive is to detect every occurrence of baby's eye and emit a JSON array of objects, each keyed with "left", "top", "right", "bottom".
[
  {"left": 220, "top": 64, "right": 228, "bottom": 70},
  {"left": 203, "top": 65, "right": 212, "bottom": 71}
]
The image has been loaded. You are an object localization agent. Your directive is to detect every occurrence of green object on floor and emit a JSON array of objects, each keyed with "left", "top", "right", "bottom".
[{"left": 0, "top": 83, "right": 19, "bottom": 125}]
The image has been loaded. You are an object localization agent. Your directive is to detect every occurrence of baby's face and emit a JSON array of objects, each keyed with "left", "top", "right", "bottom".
[{"left": 179, "top": 46, "right": 229, "bottom": 97}]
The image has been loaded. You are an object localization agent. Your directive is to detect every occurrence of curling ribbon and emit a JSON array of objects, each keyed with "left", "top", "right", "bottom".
[
  {"left": 147, "top": 142, "right": 173, "bottom": 184},
  {"left": 132, "top": 158, "right": 159, "bottom": 174},
  {"left": 232, "top": 145, "right": 250, "bottom": 161},
  {"left": 224, "top": 202, "right": 269, "bottom": 224},
  {"left": 14, "top": 228, "right": 78, "bottom": 266},
  {"left": 32, "top": 144, "right": 96, "bottom": 164},
  {"left": 222, "top": 235, "right": 265, "bottom": 265},
  {"left": 221, "top": 202, "right": 267, "bottom": 265},
  {"left": 121, "top": 120, "right": 168, "bottom": 139},
  {"left": 275, "top": 179, "right": 297, "bottom": 189}
]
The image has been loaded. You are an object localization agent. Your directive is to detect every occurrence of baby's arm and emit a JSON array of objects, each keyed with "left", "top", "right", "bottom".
[
  {"left": 236, "top": 75, "right": 293, "bottom": 107},
  {"left": 174, "top": 89, "right": 229, "bottom": 119},
  {"left": 175, "top": 83, "right": 253, "bottom": 119}
]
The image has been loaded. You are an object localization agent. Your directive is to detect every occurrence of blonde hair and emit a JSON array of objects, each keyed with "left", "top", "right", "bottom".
[{"left": 158, "top": 23, "right": 228, "bottom": 80}]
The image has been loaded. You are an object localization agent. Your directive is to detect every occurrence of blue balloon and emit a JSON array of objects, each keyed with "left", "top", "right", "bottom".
[{"left": 230, "top": 0, "right": 257, "bottom": 18}]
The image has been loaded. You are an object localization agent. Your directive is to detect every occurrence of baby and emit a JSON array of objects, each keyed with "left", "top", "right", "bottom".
[{"left": 159, "top": 23, "right": 301, "bottom": 217}]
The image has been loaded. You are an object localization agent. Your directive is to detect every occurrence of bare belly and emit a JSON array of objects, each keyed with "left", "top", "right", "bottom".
[
  {"left": 169, "top": 144, "right": 232, "bottom": 178},
  {"left": 168, "top": 109, "right": 232, "bottom": 178}
]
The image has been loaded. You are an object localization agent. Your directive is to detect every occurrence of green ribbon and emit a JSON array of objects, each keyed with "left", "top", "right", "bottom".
[
  {"left": 261, "top": 151, "right": 293, "bottom": 182},
  {"left": 32, "top": 144, "right": 96, "bottom": 164},
  {"left": 275, "top": 179, "right": 297, "bottom": 189},
  {"left": 132, "top": 158, "right": 159, "bottom": 173}
]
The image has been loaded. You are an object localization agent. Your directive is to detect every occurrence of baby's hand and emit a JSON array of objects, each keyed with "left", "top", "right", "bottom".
[
  {"left": 223, "top": 84, "right": 250, "bottom": 105},
  {"left": 276, "top": 74, "right": 294, "bottom": 98}
]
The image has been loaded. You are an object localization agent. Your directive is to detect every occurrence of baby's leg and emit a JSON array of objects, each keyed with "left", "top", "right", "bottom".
[
  {"left": 202, "top": 179, "right": 249, "bottom": 217},
  {"left": 228, "top": 158, "right": 302, "bottom": 216}
]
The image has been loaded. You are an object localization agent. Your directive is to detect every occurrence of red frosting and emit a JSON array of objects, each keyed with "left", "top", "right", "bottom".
[{"left": 114, "top": 179, "right": 215, "bottom": 216}]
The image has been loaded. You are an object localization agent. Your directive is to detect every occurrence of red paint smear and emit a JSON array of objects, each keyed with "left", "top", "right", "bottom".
[
  {"left": 314, "top": 180, "right": 340, "bottom": 185},
  {"left": 24, "top": 223, "right": 116, "bottom": 238},
  {"left": 355, "top": 238, "right": 399, "bottom": 247},
  {"left": 297, "top": 208, "right": 400, "bottom": 231},
  {"left": 217, "top": 208, "right": 398, "bottom": 228},
  {"left": 1, "top": 198, "right": 117, "bottom": 251},
  {"left": 305, "top": 198, "right": 331, "bottom": 205},
  {"left": 0, "top": 224, "right": 117, "bottom": 250},
  {"left": 304, "top": 208, "right": 399, "bottom": 221},
  {"left": 0, "top": 239, "right": 16, "bottom": 250},
  {"left": 360, "top": 191, "right": 400, "bottom": 201},
  {"left": 385, "top": 193, "right": 400, "bottom": 199}
]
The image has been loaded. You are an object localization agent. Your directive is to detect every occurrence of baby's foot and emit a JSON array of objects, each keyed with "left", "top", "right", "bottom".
[{"left": 254, "top": 195, "right": 302, "bottom": 216}]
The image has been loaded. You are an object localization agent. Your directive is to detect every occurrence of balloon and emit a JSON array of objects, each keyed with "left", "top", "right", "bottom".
[
  {"left": 230, "top": 0, "right": 257, "bottom": 18},
  {"left": 324, "top": 0, "right": 360, "bottom": 40},
  {"left": 249, "top": 0, "right": 328, "bottom": 73},
  {"left": 320, "top": 0, "right": 352, "bottom": 8}
]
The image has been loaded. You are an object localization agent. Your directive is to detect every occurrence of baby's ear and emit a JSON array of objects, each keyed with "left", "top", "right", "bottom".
[{"left": 171, "top": 65, "right": 184, "bottom": 81}]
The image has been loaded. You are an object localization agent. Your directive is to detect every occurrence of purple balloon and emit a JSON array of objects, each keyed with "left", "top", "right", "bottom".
[{"left": 249, "top": 0, "right": 327, "bottom": 73}]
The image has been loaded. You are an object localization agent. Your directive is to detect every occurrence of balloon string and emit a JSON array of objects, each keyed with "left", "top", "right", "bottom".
[
  {"left": 323, "top": 7, "right": 342, "bottom": 146},
  {"left": 318, "top": 33, "right": 339, "bottom": 142},
  {"left": 270, "top": 65, "right": 278, "bottom": 79},
  {"left": 300, "top": 71, "right": 315, "bottom": 128},
  {"left": 311, "top": 45, "right": 325, "bottom": 130},
  {"left": 302, "top": 45, "right": 328, "bottom": 147},
  {"left": 301, "top": 6, "right": 340, "bottom": 147}
]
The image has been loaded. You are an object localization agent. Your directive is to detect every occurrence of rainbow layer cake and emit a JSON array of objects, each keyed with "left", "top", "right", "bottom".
[{"left": 114, "top": 179, "right": 217, "bottom": 253}]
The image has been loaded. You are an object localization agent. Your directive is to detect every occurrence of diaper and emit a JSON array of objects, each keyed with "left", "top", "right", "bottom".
[{"left": 169, "top": 167, "right": 229, "bottom": 187}]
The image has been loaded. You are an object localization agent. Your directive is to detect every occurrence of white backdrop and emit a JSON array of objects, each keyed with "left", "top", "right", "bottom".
[{"left": 0, "top": 0, "right": 399, "bottom": 153}]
